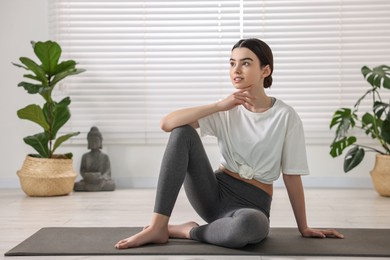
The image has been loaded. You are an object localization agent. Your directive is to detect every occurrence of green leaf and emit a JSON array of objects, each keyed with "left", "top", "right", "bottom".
[
  {"left": 17, "top": 82, "right": 42, "bottom": 94},
  {"left": 57, "top": 96, "right": 71, "bottom": 106},
  {"left": 54, "top": 60, "right": 76, "bottom": 74},
  {"left": 330, "top": 108, "right": 356, "bottom": 147},
  {"left": 362, "top": 112, "right": 382, "bottom": 139},
  {"left": 51, "top": 68, "right": 86, "bottom": 87},
  {"left": 330, "top": 108, "right": 356, "bottom": 130},
  {"left": 52, "top": 104, "right": 71, "bottom": 139},
  {"left": 17, "top": 104, "right": 50, "bottom": 131},
  {"left": 52, "top": 132, "right": 80, "bottom": 154},
  {"left": 19, "top": 57, "right": 48, "bottom": 86},
  {"left": 12, "top": 62, "right": 28, "bottom": 70},
  {"left": 330, "top": 136, "right": 357, "bottom": 157},
  {"left": 361, "top": 65, "right": 390, "bottom": 90},
  {"left": 367, "top": 73, "right": 376, "bottom": 87},
  {"left": 384, "top": 75, "right": 390, "bottom": 89},
  {"left": 344, "top": 146, "right": 365, "bottom": 172},
  {"left": 23, "top": 132, "right": 50, "bottom": 158},
  {"left": 33, "top": 41, "right": 61, "bottom": 76},
  {"left": 373, "top": 65, "right": 390, "bottom": 90},
  {"left": 23, "top": 74, "right": 42, "bottom": 83},
  {"left": 382, "top": 115, "right": 390, "bottom": 144},
  {"left": 373, "top": 101, "right": 389, "bottom": 119},
  {"left": 361, "top": 66, "right": 371, "bottom": 78},
  {"left": 43, "top": 98, "right": 71, "bottom": 140},
  {"left": 64, "top": 153, "right": 73, "bottom": 159}
]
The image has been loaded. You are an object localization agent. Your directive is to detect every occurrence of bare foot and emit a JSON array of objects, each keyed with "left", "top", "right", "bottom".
[
  {"left": 168, "top": 221, "right": 199, "bottom": 239},
  {"left": 115, "top": 226, "right": 169, "bottom": 249}
]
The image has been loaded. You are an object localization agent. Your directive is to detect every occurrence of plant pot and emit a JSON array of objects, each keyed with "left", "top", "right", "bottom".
[
  {"left": 370, "top": 154, "right": 390, "bottom": 197},
  {"left": 17, "top": 155, "right": 77, "bottom": 197}
]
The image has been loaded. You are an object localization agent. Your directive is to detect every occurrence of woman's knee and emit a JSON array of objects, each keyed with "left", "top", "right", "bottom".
[
  {"left": 191, "top": 209, "right": 269, "bottom": 249},
  {"left": 232, "top": 209, "right": 270, "bottom": 245},
  {"left": 169, "top": 125, "right": 200, "bottom": 146},
  {"left": 170, "top": 125, "right": 197, "bottom": 138}
]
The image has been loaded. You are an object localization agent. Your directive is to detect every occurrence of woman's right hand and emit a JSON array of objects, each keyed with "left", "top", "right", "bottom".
[{"left": 217, "top": 85, "right": 256, "bottom": 111}]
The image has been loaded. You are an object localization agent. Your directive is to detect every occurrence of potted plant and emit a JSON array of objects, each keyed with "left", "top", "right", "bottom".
[
  {"left": 329, "top": 65, "right": 390, "bottom": 196},
  {"left": 13, "top": 40, "right": 85, "bottom": 196}
]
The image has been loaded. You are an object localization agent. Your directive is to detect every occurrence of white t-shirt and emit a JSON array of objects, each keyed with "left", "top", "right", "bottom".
[{"left": 198, "top": 99, "right": 309, "bottom": 184}]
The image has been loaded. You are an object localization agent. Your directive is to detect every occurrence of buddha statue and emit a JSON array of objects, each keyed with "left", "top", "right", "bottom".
[{"left": 74, "top": 126, "right": 116, "bottom": 191}]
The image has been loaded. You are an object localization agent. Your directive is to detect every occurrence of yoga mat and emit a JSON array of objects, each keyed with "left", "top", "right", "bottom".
[{"left": 5, "top": 227, "right": 390, "bottom": 257}]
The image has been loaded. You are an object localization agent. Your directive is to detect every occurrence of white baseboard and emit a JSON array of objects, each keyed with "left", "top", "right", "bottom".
[
  {"left": 301, "top": 176, "right": 373, "bottom": 189},
  {"left": 0, "top": 176, "right": 373, "bottom": 189},
  {"left": 114, "top": 177, "right": 158, "bottom": 189}
]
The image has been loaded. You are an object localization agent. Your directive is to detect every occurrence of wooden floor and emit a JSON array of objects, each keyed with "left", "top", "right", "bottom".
[{"left": 1, "top": 187, "right": 389, "bottom": 260}]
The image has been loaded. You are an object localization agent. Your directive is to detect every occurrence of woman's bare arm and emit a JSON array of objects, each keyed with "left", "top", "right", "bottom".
[
  {"left": 160, "top": 103, "right": 219, "bottom": 132},
  {"left": 160, "top": 86, "right": 255, "bottom": 132},
  {"left": 283, "top": 174, "right": 344, "bottom": 238}
]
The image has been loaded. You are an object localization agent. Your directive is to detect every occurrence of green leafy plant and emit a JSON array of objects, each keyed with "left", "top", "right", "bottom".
[
  {"left": 330, "top": 65, "right": 390, "bottom": 172},
  {"left": 13, "top": 41, "right": 85, "bottom": 159}
]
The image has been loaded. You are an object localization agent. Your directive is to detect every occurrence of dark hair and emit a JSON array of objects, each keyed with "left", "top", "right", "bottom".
[{"left": 232, "top": 38, "right": 274, "bottom": 88}]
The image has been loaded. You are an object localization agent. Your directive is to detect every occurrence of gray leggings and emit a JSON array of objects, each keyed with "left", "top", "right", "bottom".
[{"left": 154, "top": 125, "right": 272, "bottom": 248}]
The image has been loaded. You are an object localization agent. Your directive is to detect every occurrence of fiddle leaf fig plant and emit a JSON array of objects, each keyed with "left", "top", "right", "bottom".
[
  {"left": 330, "top": 65, "right": 390, "bottom": 172},
  {"left": 13, "top": 41, "right": 85, "bottom": 159}
]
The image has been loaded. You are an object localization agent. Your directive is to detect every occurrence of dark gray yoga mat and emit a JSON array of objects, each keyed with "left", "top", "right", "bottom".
[{"left": 5, "top": 227, "right": 390, "bottom": 257}]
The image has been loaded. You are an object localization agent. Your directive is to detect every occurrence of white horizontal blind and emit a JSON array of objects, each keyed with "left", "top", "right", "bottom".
[
  {"left": 49, "top": 0, "right": 390, "bottom": 144},
  {"left": 49, "top": 0, "right": 240, "bottom": 144}
]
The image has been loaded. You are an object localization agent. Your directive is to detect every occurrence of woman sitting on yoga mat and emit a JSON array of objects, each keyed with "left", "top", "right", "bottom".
[{"left": 115, "top": 38, "right": 344, "bottom": 249}]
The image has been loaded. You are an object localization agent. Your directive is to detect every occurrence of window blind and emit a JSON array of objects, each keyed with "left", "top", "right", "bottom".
[{"left": 48, "top": 0, "right": 390, "bottom": 144}]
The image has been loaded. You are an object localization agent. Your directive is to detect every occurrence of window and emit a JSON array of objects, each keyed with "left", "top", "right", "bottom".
[{"left": 49, "top": 0, "right": 390, "bottom": 144}]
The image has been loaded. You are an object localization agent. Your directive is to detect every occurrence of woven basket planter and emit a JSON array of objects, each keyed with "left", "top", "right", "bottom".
[
  {"left": 17, "top": 155, "right": 77, "bottom": 197},
  {"left": 370, "top": 154, "right": 390, "bottom": 197}
]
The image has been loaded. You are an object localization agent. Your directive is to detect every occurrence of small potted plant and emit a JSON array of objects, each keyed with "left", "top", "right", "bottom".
[
  {"left": 329, "top": 65, "right": 390, "bottom": 196},
  {"left": 13, "top": 40, "right": 85, "bottom": 196}
]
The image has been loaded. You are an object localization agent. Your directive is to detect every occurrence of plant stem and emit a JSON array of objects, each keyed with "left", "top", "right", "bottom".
[
  {"left": 47, "top": 78, "right": 53, "bottom": 158},
  {"left": 382, "top": 143, "right": 390, "bottom": 154}
]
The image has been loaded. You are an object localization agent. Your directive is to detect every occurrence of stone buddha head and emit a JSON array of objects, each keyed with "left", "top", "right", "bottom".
[{"left": 87, "top": 126, "right": 103, "bottom": 150}]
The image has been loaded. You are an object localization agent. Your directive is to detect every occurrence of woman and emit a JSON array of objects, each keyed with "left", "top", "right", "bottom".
[{"left": 115, "top": 38, "right": 344, "bottom": 249}]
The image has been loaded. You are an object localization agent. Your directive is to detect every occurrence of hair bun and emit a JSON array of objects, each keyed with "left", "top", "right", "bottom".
[{"left": 264, "top": 76, "right": 273, "bottom": 88}]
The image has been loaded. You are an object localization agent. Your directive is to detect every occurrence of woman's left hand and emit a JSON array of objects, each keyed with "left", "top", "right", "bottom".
[{"left": 301, "top": 227, "right": 344, "bottom": 239}]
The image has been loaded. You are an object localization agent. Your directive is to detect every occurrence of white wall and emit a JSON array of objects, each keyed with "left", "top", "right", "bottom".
[
  {"left": 0, "top": 0, "right": 375, "bottom": 189},
  {"left": 0, "top": 0, "right": 51, "bottom": 188}
]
